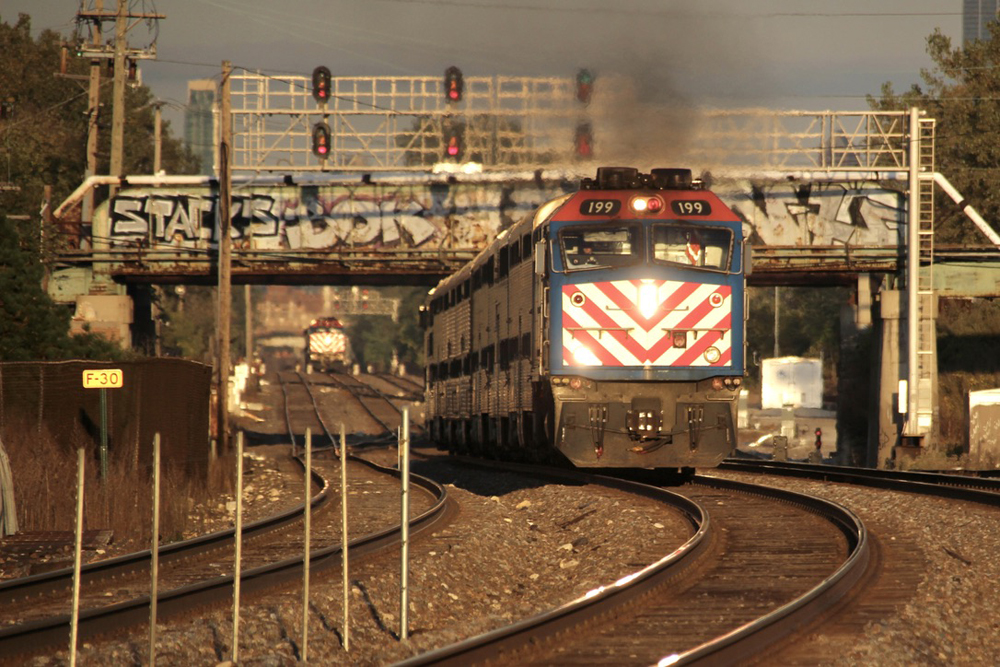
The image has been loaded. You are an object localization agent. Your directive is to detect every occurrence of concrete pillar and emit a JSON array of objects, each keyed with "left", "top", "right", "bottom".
[
  {"left": 837, "top": 275, "right": 872, "bottom": 466},
  {"left": 872, "top": 288, "right": 904, "bottom": 468}
]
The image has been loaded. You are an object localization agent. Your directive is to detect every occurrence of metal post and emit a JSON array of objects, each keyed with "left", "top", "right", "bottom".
[
  {"left": 69, "top": 448, "right": 85, "bottom": 667},
  {"left": 905, "top": 107, "right": 920, "bottom": 438},
  {"left": 231, "top": 431, "right": 244, "bottom": 662},
  {"left": 341, "top": 422, "right": 349, "bottom": 651},
  {"left": 302, "top": 428, "right": 311, "bottom": 663},
  {"left": 773, "top": 286, "right": 780, "bottom": 358},
  {"left": 153, "top": 103, "right": 162, "bottom": 174},
  {"left": 99, "top": 387, "right": 109, "bottom": 480},
  {"left": 149, "top": 433, "right": 160, "bottom": 664},
  {"left": 400, "top": 408, "right": 410, "bottom": 640}
]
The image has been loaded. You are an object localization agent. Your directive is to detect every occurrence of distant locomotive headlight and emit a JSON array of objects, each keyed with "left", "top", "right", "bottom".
[
  {"left": 704, "top": 346, "right": 722, "bottom": 364},
  {"left": 629, "top": 195, "right": 664, "bottom": 214}
]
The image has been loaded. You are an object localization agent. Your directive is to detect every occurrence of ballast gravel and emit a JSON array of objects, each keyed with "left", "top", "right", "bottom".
[{"left": 30, "top": 449, "right": 693, "bottom": 666}]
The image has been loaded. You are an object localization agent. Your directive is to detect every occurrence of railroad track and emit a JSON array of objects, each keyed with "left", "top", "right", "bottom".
[
  {"left": 323, "top": 370, "right": 419, "bottom": 437},
  {"left": 0, "top": 373, "right": 449, "bottom": 662},
  {"left": 396, "top": 460, "right": 868, "bottom": 666}
]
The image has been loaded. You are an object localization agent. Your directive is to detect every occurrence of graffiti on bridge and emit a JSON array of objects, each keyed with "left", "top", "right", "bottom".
[{"left": 100, "top": 179, "right": 905, "bottom": 253}]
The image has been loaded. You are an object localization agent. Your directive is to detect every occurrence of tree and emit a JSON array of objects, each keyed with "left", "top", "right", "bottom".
[
  {"left": 0, "top": 213, "right": 122, "bottom": 361},
  {"left": 869, "top": 25, "right": 1000, "bottom": 244},
  {"left": 0, "top": 13, "right": 199, "bottom": 222}
]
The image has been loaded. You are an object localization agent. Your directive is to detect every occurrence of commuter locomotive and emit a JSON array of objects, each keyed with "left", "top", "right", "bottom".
[
  {"left": 422, "top": 167, "right": 747, "bottom": 470},
  {"left": 304, "top": 317, "right": 352, "bottom": 372}
]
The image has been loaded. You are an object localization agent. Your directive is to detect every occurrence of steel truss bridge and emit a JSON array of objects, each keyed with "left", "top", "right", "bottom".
[{"left": 51, "top": 99, "right": 1000, "bottom": 452}]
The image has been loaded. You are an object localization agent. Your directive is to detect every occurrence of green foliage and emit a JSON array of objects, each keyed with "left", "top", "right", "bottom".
[
  {"left": 158, "top": 285, "right": 249, "bottom": 364},
  {"left": 0, "top": 13, "right": 200, "bottom": 221},
  {"left": 869, "top": 26, "right": 1000, "bottom": 244},
  {"left": 0, "top": 213, "right": 122, "bottom": 361},
  {"left": 346, "top": 286, "right": 427, "bottom": 371},
  {"left": 745, "top": 285, "right": 847, "bottom": 368}
]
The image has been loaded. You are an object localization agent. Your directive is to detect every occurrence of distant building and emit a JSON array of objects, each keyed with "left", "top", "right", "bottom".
[
  {"left": 964, "top": 0, "right": 1000, "bottom": 43},
  {"left": 185, "top": 80, "right": 216, "bottom": 175}
]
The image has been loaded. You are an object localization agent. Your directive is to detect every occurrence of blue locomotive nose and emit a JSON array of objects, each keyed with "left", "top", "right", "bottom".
[{"left": 423, "top": 166, "right": 746, "bottom": 473}]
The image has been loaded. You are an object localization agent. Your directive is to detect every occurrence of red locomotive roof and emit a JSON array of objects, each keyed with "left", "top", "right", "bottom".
[{"left": 548, "top": 189, "right": 741, "bottom": 224}]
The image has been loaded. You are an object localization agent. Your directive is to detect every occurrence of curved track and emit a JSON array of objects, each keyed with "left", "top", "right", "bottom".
[
  {"left": 0, "top": 373, "right": 448, "bottom": 662},
  {"left": 396, "top": 461, "right": 868, "bottom": 666}
]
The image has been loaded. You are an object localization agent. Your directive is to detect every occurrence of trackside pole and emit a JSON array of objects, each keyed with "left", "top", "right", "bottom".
[
  {"left": 302, "top": 428, "right": 312, "bottom": 662},
  {"left": 400, "top": 408, "right": 410, "bottom": 640},
  {"left": 69, "top": 447, "right": 85, "bottom": 667},
  {"left": 149, "top": 433, "right": 161, "bottom": 665},
  {"left": 231, "top": 431, "right": 244, "bottom": 663},
  {"left": 341, "top": 423, "right": 350, "bottom": 651}
]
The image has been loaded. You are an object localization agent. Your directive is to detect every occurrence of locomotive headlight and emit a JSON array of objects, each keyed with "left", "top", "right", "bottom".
[
  {"left": 572, "top": 345, "right": 601, "bottom": 366},
  {"left": 629, "top": 195, "right": 664, "bottom": 214},
  {"left": 704, "top": 346, "right": 722, "bottom": 364},
  {"left": 638, "top": 281, "right": 658, "bottom": 319}
]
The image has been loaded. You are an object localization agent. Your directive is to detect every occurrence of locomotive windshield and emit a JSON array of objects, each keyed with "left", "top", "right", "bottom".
[
  {"left": 651, "top": 223, "right": 732, "bottom": 271},
  {"left": 560, "top": 225, "right": 640, "bottom": 269}
]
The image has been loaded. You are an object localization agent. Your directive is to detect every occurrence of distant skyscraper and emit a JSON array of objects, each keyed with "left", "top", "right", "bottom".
[
  {"left": 185, "top": 80, "right": 216, "bottom": 175},
  {"left": 964, "top": 0, "right": 1000, "bottom": 43}
]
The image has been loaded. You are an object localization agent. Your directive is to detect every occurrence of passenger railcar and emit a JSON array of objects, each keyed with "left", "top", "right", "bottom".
[
  {"left": 304, "top": 317, "right": 352, "bottom": 372},
  {"left": 421, "top": 167, "right": 747, "bottom": 470}
]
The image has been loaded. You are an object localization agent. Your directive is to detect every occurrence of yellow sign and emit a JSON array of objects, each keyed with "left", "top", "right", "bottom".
[{"left": 82, "top": 369, "right": 124, "bottom": 389}]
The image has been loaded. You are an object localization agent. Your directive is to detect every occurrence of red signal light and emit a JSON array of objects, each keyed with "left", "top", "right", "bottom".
[
  {"left": 443, "top": 123, "right": 464, "bottom": 160},
  {"left": 444, "top": 66, "right": 464, "bottom": 103},
  {"left": 574, "top": 122, "right": 593, "bottom": 159},
  {"left": 312, "top": 122, "right": 331, "bottom": 158},
  {"left": 576, "top": 68, "right": 594, "bottom": 105},
  {"left": 312, "top": 66, "right": 331, "bottom": 103}
]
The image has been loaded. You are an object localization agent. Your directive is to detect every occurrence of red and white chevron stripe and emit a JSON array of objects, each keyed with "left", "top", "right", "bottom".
[
  {"left": 309, "top": 332, "right": 347, "bottom": 356},
  {"left": 561, "top": 279, "right": 732, "bottom": 368}
]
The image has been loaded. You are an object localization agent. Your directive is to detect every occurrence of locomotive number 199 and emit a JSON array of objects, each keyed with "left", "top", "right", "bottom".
[
  {"left": 579, "top": 199, "right": 622, "bottom": 215},
  {"left": 671, "top": 199, "right": 712, "bottom": 216}
]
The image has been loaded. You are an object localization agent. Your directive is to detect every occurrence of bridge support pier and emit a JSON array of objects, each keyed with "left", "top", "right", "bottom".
[{"left": 871, "top": 287, "right": 904, "bottom": 469}]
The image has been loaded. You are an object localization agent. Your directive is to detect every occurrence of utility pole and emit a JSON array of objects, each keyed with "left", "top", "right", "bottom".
[
  {"left": 217, "top": 60, "right": 233, "bottom": 455},
  {"left": 109, "top": 0, "right": 127, "bottom": 194},
  {"left": 74, "top": 1, "right": 164, "bottom": 199},
  {"left": 83, "top": 0, "right": 103, "bottom": 223}
]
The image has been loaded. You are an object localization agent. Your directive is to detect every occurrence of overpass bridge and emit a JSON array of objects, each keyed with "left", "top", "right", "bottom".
[{"left": 46, "top": 96, "right": 1000, "bottom": 468}]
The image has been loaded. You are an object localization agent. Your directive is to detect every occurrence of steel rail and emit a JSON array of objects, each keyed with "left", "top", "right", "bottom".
[
  {"left": 323, "top": 372, "right": 397, "bottom": 435},
  {"left": 398, "top": 464, "right": 868, "bottom": 667},
  {"left": 0, "top": 457, "right": 448, "bottom": 662},
  {"left": 663, "top": 474, "right": 869, "bottom": 666},
  {"left": 395, "top": 460, "right": 710, "bottom": 667},
  {"left": 720, "top": 458, "right": 1000, "bottom": 501}
]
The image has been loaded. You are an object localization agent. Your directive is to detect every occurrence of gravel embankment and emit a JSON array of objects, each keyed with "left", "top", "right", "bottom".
[
  {"left": 707, "top": 470, "right": 1000, "bottom": 666},
  {"left": 29, "top": 449, "right": 693, "bottom": 666}
]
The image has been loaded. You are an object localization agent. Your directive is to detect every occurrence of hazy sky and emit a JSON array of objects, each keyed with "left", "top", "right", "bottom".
[{"left": 4, "top": 1, "right": 964, "bottom": 131}]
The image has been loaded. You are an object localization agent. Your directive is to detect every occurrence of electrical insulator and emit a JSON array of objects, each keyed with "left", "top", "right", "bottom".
[
  {"left": 444, "top": 66, "right": 464, "bottom": 103},
  {"left": 312, "top": 66, "right": 331, "bottom": 103},
  {"left": 312, "top": 122, "right": 331, "bottom": 158}
]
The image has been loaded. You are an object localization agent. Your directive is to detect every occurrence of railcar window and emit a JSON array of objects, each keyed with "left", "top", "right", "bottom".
[
  {"left": 651, "top": 224, "right": 732, "bottom": 271},
  {"left": 560, "top": 225, "right": 640, "bottom": 270}
]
